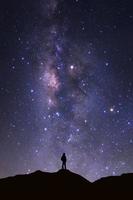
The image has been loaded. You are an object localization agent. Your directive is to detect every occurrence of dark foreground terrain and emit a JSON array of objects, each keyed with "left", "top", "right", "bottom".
[{"left": 0, "top": 169, "right": 132, "bottom": 199}]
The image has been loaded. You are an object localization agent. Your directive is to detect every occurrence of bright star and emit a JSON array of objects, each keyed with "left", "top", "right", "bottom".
[
  {"left": 110, "top": 107, "right": 114, "bottom": 112},
  {"left": 70, "top": 65, "right": 74, "bottom": 70}
]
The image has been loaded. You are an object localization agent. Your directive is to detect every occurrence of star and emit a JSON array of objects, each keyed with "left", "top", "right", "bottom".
[
  {"left": 105, "top": 62, "right": 109, "bottom": 66},
  {"left": 30, "top": 89, "right": 34, "bottom": 93},
  {"left": 110, "top": 107, "right": 114, "bottom": 112},
  {"left": 70, "top": 65, "right": 74, "bottom": 70},
  {"left": 55, "top": 112, "right": 60, "bottom": 117}
]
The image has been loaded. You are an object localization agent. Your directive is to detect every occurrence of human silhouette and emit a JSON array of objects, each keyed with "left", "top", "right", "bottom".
[{"left": 61, "top": 153, "right": 67, "bottom": 170}]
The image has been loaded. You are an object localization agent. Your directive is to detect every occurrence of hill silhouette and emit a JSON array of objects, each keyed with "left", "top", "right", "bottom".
[{"left": 0, "top": 169, "right": 132, "bottom": 199}]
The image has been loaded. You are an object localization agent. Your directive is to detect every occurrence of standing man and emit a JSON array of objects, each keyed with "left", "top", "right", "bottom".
[{"left": 61, "top": 153, "right": 67, "bottom": 170}]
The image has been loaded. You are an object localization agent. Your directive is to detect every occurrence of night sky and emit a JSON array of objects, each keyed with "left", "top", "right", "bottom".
[{"left": 0, "top": 0, "right": 133, "bottom": 182}]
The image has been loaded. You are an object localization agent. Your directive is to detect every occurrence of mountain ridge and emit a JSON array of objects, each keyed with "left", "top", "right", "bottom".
[{"left": 0, "top": 169, "right": 132, "bottom": 199}]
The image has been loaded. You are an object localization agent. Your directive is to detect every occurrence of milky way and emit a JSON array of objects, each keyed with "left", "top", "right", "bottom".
[{"left": 0, "top": 0, "right": 133, "bottom": 181}]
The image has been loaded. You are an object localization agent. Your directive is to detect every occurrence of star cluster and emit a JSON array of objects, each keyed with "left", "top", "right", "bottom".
[{"left": 0, "top": 0, "right": 133, "bottom": 181}]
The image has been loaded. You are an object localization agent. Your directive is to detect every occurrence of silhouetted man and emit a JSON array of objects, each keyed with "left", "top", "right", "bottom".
[{"left": 61, "top": 153, "right": 67, "bottom": 170}]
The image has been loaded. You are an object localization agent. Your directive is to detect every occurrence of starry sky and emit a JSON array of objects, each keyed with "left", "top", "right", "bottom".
[{"left": 0, "top": 0, "right": 133, "bottom": 182}]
